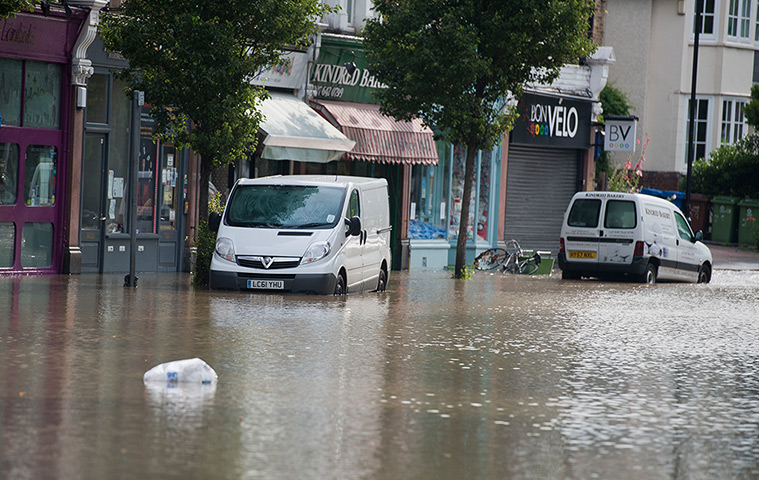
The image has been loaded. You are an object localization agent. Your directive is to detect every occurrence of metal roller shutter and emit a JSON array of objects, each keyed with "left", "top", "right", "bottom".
[{"left": 503, "top": 146, "right": 580, "bottom": 254}]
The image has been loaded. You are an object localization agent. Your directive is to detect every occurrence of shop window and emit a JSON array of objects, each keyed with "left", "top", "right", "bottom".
[
  {"left": 24, "top": 61, "right": 61, "bottom": 129},
  {"left": 409, "top": 164, "right": 446, "bottom": 239},
  {"left": 21, "top": 222, "right": 52, "bottom": 268},
  {"left": 87, "top": 73, "right": 108, "bottom": 124},
  {"left": 477, "top": 150, "right": 492, "bottom": 241},
  {"left": 0, "top": 58, "right": 23, "bottom": 126},
  {"left": 0, "top": 222, "right": 14, "bottom": 268},
  {"left": 0, "top": 143, "right": 19, "bottom": 205},
  {"left": 159, "top": 146, "right": 178, "bottom": 231},
  {"left": 448, "top": 146, "right": 475, "bottom": 240},
  {"left": 25, "top": 145, "right": 57, "bottom": 207}
]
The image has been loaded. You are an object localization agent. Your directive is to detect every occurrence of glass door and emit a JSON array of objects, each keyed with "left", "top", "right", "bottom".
[
  {"left": 158, "top": 145, "right": 183, "bottom": 270},
  {"left": 80, "top": 133, "right": 107, "bottom": 272}
]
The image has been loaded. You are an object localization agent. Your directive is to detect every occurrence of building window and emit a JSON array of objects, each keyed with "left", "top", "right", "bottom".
[
  {"left": 728, "top": 0, "right": 751, "bottom": 40},
  {"left": 694, "top": 0, "right": 717, "bottom": 38},
  {"left": 687, "top": 98, "right": 710, "bottom": 162},
  {"left": 721, "top": 99, "right": 747, "bottom": 144},
  {"left": 0, "top": 58, "right": 62, "bottom": 129}
]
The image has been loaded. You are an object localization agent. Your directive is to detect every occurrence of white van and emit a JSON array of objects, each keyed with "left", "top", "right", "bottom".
[
  {"left": 209, "top": 175, "right": 392, "bottom": 294},
  {"left": 558, "top": 191, "right": 712, "bottom": 284}
]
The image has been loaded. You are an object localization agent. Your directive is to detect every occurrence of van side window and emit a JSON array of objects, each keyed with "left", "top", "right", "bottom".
[
  {"left": 348, "top": 190, "right": 360, "bottom": 218},
  {"left": 568, "top": 199, "right": 601, "bottom": 227},
  {"left": 604, "top": 200, "right": 637, "bottom": 229},
  {"left": 675, "top": 212, "right": 693, "bottom": 240}
]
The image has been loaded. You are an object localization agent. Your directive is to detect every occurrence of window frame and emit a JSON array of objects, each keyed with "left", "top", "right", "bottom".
[
  {"left": 684, "top": 96, "right": 712, "bottom": 167},
  {"left": 721, "top": 97, "right": 748, "bottom": 145}
]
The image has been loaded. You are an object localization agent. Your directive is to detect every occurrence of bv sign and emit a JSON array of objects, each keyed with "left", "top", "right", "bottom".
[{"left": 604, "top": 116, "right": 638, "bottom": 152}]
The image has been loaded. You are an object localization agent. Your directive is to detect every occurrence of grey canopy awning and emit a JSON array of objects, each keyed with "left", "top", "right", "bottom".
[{"left": 259, "top": 92, "right": 356, "bottom": 163}]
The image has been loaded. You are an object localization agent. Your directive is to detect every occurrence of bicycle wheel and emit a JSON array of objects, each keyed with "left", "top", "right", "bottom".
[
  {"left": 518, "top": 261, "right": 540, "bottom": 275},
  {"left": 473, "top": 248, "right": 508, "bottom": 270}
]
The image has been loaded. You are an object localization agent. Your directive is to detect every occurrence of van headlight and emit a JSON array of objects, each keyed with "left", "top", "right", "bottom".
[
  {"left": 301, "top": 241, "right": 331, "bottom": 265},
  {"left": 215, "top": 237, "right": 236, "bottom": 263}
]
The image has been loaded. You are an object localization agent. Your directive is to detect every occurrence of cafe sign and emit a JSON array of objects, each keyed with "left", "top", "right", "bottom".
[{"left": 511, "top": 93, "right": 591, "bottom": 149}]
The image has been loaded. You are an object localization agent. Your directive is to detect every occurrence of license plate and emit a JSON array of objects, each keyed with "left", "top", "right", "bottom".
[
  {"left": 568, "top": 250, "right": 596, "bottom": 259},
  {"left": 247, "top": 279, "right": 284, "bottom": 290}
]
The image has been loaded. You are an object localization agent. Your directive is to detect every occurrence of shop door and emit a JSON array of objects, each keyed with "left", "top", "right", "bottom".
[
  {"left": 0, "top": 130, "right": 64, "bottom": 273},
  {"left": 157, "top": 146, "right": 183, "bottom": 271},
  {"left": 503, "top": 146, "right": 580, "bottom": 254},
  {"left": 80, "top": 133, "right": 107, "bottom": 272}
]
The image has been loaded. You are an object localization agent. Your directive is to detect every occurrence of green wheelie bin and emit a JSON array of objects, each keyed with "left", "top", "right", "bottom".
[
  {"left": 710, "top": 196, "right": 739, "bottom": 244},
  {"left": 737, "top": 198, "right": 759, "bottom": 246}
]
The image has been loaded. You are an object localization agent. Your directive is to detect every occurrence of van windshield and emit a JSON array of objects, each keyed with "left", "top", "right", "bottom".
[
  {"left": 225, "top": 185, "right": 345, "bottom": 229},
  {"left": 568, "top": 199, "right": 601, "bottom": 228}
]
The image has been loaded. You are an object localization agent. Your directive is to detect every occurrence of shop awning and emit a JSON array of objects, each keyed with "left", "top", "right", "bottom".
[
  {"left": 311, "top": 100, "right": 438, "bottom": 165},
  {"left": 259, "top": 92, "right": 356, "bottom": 163}
]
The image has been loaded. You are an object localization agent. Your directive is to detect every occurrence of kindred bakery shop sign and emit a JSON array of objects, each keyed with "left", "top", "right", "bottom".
[
  {"left": 510, "top": 92, "right": 591, "bottom": 149},
  {"left": 311, "top": 36, "right": 386, "bottom": 104}
]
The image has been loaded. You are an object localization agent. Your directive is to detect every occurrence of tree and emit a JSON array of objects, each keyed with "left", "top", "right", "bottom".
[
  {"left": 743, "top": 83, "right": 759, "bottom": 129},
  {"left": 99, "top": 0, "right": 329, "bottom": 224},
  {"left": 0, "top": 0, "right": 34, "bottom": 18},
  {"left": 364, "top": 0, "right": 596, "bottom": 278}
]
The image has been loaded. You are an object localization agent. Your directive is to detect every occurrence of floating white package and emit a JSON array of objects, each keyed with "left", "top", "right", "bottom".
[{"left": 143, "top": 358, "right": 218, "bottom": 385}]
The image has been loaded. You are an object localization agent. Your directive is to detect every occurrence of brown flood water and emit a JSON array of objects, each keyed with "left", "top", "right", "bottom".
[{"left": 1, "top": 269, "right": 759, "bottom": 479}]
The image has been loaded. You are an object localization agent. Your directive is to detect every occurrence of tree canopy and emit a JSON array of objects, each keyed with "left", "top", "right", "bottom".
[
  {"left": 364, "top": 0, "right": 596, "bottom": 277},
  {"left": 99, "top": 0, "right": 329, "bottom": 222},
  {"left": 0, "top": 0, "right": 34, "bottom": 18}
]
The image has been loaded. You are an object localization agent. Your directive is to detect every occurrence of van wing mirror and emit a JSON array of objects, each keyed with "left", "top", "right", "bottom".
[
  {"left": 209, "top": 212, "right": 221, "bottom": 232},
  {"left": 345, "top": 216, "right": 361, "bottom": 237},
  {"left": 694, "top": 230, "right": 703, "bottom": 242}
]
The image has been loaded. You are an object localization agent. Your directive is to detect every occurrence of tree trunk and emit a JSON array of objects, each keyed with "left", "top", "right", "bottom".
[
  {"left": 454, "top": 141, "right": 479, "bottom": 278},
  {"left": 198, "top": 157, "right": 211, "bottom": 225}
]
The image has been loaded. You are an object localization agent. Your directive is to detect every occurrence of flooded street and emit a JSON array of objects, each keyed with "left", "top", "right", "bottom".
[{"left": 2, "top": 269, "right": 759, "bottom": 479}]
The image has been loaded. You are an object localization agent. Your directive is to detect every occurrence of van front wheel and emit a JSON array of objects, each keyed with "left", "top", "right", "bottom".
[
  {"left": 697, "top": 264, "right": 711, "bottom": 284},
  {"left": 376, "top": 268, "right": 387, "bottom": 292},
  {"left": 641, "top": 263, "right": 657, "bottom": 284},
  {"left": 334, "top": 272, "right": 347, "bottom": 295}
]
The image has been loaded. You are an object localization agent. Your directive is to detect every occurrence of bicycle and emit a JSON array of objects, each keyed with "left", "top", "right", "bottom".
[{"left": 473, "top": 239, "right": 541, "bottom": 275}]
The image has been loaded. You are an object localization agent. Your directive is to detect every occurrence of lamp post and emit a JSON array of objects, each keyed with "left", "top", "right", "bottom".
[{"left": 684, "top": 0, "right": 703, "bottom": 219}]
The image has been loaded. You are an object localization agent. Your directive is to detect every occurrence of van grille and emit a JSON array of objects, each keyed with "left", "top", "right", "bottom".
[{"left": 236, "top": 256, "right": 301, "bottom": 269}]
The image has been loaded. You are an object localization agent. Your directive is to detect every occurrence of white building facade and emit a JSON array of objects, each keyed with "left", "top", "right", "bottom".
[{"left": 602, "top": 0, "right": 754, "bottom": 190}]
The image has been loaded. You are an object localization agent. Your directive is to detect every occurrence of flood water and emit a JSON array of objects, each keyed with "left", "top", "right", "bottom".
[{"left": 1, "top": 269, "right": 759, "bottom": 479}]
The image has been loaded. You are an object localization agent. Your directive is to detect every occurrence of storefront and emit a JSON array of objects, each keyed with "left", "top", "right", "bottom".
[
  {"left": 406, "top": 140, "right": 502, "bottom": 270},
  {"left": 502, "top": 92, "right": 594, "bottom": 254},
  {"left": 79, "top": 36, "right": 192, "bottom": 273},
  {"left": 308, "top": 34, "right": 439, "bottom": 270},
  {"left": 0, "top": 6, "right": 92, "bottom": 274}
]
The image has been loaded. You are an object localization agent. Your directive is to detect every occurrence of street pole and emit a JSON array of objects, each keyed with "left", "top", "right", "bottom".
[
  {"left": 684, "top": 0, "right": 703, "bottom": 219},
  {"left": 126, "top": 91, "right": 142, "bottom": 287}
]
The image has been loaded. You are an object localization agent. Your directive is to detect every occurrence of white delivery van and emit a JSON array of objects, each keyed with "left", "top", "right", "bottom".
[
  {"left": 558, "top": 191, "right": 712, "bottom": 284},
  {"left": 209, "top": 175, "right": 392, "bottom": 294}
]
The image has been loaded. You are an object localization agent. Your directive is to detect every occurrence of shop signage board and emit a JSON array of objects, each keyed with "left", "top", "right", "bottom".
[
  {"left": 603, "top": 116, "right": 638, "bottom": 152},
  {"left": 311, "top": 35, "right": 386, "bottom": 104},
  {"left": 250, "top": 51, "right": 309, "bottom": 90},
  {"left": 510, "top": 92, "right": 592, "bottom": 149},
  {"left": 0, "top": 13, "right": 82, "bottom": 62}
]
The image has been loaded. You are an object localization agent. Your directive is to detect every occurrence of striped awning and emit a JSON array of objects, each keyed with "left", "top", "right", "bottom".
[{"left": 311, "top": 100, "right": 438, "bottom": 165}]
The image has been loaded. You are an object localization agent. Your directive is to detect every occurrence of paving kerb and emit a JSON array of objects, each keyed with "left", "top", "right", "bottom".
[{"left": 708, "top": 243, "right": 759, "bottom": 271}]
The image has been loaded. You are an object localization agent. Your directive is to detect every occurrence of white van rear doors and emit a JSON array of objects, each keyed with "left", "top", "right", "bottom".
[
  {"left": 597, "top": 198, "right": 637, "bottom": 265},
  {"left": 564, "top": 197, "right": 602, "bottom": 266}
]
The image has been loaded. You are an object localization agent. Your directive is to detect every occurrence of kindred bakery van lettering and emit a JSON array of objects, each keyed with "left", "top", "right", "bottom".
[{"left": 645, "top": 207, "right": 671, "bottom": 220}]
